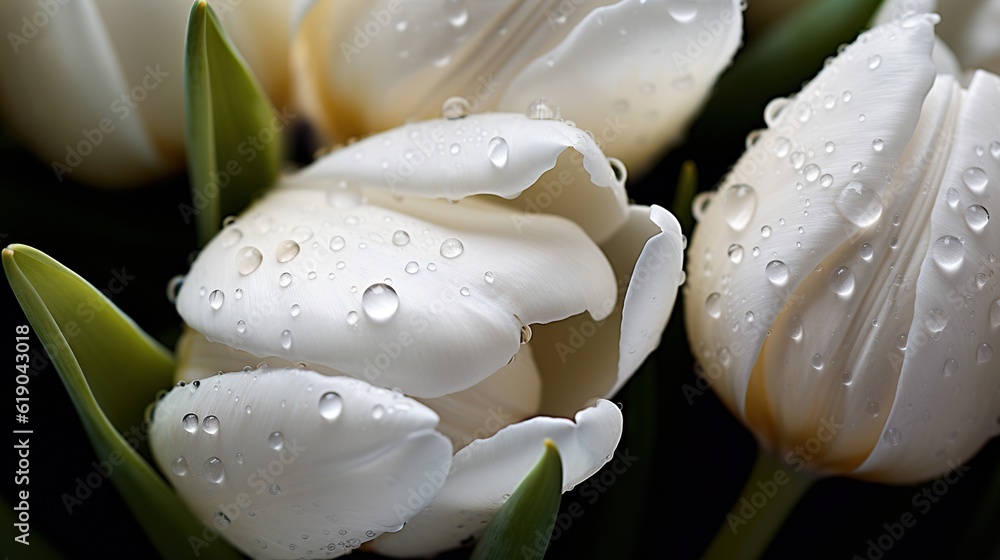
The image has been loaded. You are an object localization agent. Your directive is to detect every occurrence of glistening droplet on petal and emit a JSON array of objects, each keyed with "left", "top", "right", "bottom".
[
  {"left": 720, "top": 183, "right": 757, "bottom": 231},
  {"left": 202, "top": 457, "right": 225, "bottom": 483},
  {"left": 236, "top": 247, "right": 263, "bottom": 275},
  {"left": 440, "top": 238, "right": 464, "bottom": 258},
  {"left": 705, "top": 293, "right": 722, "bottom": 319},
  {"left": 834, "top": 182, "right": 883, "bottom": 228},
  {"left": 828, "top": 266, "right": 855, "bottom": 296},
  {"left": 765, "top": 260, "right": 789, "bottom": 286},
  {"left": 275, "top": 240, "right": 300, "bottom": 263},
  {"left": 362, "top": 283, "right": 399, "bottom": 321},
  {"left": 209, "top": 290, "right": 224, "bottom": 310},
  {"left": 488, "top": 137, "right": 509, "bottom": 168},
  {"left": 932, "top": 236, "right": 964, "bottom": 271},
  {"left": 441, "top": 96, "right": 471, "bottom": 119},
  {"left": 964, "top": 205, "right": 990, "bottom": 231},
  {"left": 318, "top": 392, "right": 343, "bottom": 420}
]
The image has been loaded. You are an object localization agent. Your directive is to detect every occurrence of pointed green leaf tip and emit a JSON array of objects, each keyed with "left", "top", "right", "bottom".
[
  {"left": 3, "top": 244, "right": 239, "bottom": 559},
  {"left": 472, "top": 439, "right": 564, "bottom": 560},
  {"left": 185, "top": 0, "right": 283, "bottom": 245}
]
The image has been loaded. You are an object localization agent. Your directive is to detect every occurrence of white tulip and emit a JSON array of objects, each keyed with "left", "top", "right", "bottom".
[
  {"left": 291, "top": 0, "right": 744, "bottom": 175},
  {"left": 684, "top": 15, "right": 1000, "bottom": 484},
  {"left": 0, "top": 0, "right": 292, "bottom": 187},
  {"left": 152, "top": 112, "right": 685, "bottom": 557}
]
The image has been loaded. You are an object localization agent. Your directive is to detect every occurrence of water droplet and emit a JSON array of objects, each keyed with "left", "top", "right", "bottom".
[
  {"left": 834, "top": 181, "right": 883, "bottom": 227},
  {"left": 484, "top": 271, "right": 495, "bottom": 284},
  {"left": 268, "top": 431, "right": 285, "bottom": 451},
  {"left": 801, "top": 163, "right": 821, "bottom": 182},
  {"left": 705, "top": 293, "right": 722, "bottom": 318},
  {"left": 319, "top": 392, "right": 343, "bottom": 420},
  {"left": 330, "top": 236, "right": 346, "bottom": 251},
  {"left": 202, "top": 415, "right": 220, "bottom": 434},
  {"left": 280, "top": 329, "right": 292, "bottom": 350},
  {"left": 752, "top": 246, "right": 760, "bottom": 257},
  {"left": 943, "top": 358, "right": 959, "bottom": 377},
  {"left": 859, "top": 243, "right": 874, "bottom": 261},
  {"left": 744, "top": 311, "right": 755, "bottom": 324},
  {"left": 872, "top": 138, "right": 884, "bottom": 152},
  {"left": 404, "top": 261, "right": 420, "bottom": 274},
  {"left": 279, "top": 272, "right": 293, "bottom": 287},
  {"left": 237, "top": 247, "right": 263, "bottom": 275},
  {"left": 867, "top": 54, "right": 882, "bottom": 69},
  {"left": 182, "top": 413, "right": 198, "bottom": 433},
  {"left": 761, "top": 225, "right": 772, "bottom": 238},
  {"left": 459, "top": 287, "right": 471, "bottom": 297},
  {"left": 720, "top": 183, "right": 757, "bottom": 230},
  {"left": 209, "top": 290, "right": 224, "bottom": 310},
  {"left": 171, "top": 457, "right": 188, "bottom": 476},
  {"left": 276, "top": 240, "right": 300, "bottom": 263},
  {"left": 372, "top": 405, "right": 385, "bottom": 420},
  {"left": 896, "top": 334, "right": 907, "bottom": 350},
  {"left": 825, "top": 141, "right": 836, "bottom": 153},
  {"left": 269, "top": 484, "right": 281, "bottom": 495},
  {"left": 346, "top": 311, "right": 359, "bottom": 326},
  {"left": 440, "top": 238, "right": 464, "bottom": 258},
  {"left": 220, "top": 227, "right": 243, "bottom": 248},
  {"left": 442, "top": 96, "right": 470, "bottom": 119},
  {"left": 236, "top": 320, "right": 246, "bottom": 334},
  {"left": 362, "top": 283, "right": 399, "bottom": 321},
  {"left": 667, "top": 2, "right": 698, "bottom": 22},
  {"left": 925, "top": 308, "right": 949, "bottom": 333},
  {"left": 978, "top": 343, "right": 994, "bottom": 363},
  {"left": 932, "top": 235, "right": 964, "bottom": 271},
  {"left": 883, "top": 428, "right": 902, "bottom": 446},
  {"left": 788, "top": 315, "right": 804, "bottom": 341},
  {"left": 772, "top": 137, "right": 791, "bottom": 157},
  {"left": 828, "top": 266, "right": 855, "bottom": 296},
  {"left": 964, "top": 205, "right": 990, "bottom": 231},
  {"left": 866, "top": 402, "right": 880, "bottom": 418},
  {"left": 991, "top": 299, "right": 1000, "bottom": 328},
  {"left": 811, "top": 353, "right": 824, "bottom": 369},
  {"left": 728, "top": 244, "right": 744, "bottom": 264},
  {"left": 488, "top": 137, "right": 509, "bottom": 168},
  {"left": 790, "top": 151, "right": 805, "bottom": 169},
  {"left": 526, "top": 98, "right": 558, "bottom": 120},
  {"left": 765, "top": 260, "right": 789, "bottom": 286},
  {"left": 962, "top": 167, "right": 988, "bottom": 192},
  {"left": 841, "top": 371, "right": 853, "bottom": 385},
  {"left": 202, "top": 457, "right": 225, "bottom": 483},
  {"left": 388, "top": 230, "right": 411, "bottom": 247}
]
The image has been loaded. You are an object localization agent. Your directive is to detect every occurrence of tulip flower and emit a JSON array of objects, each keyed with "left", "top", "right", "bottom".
[
  {"left": 687, "top": 11, "right": 1000, "bottom": 485},
  {"left": 0, "top": 0, "right": 292, "bottom": 187},
  {"left": 150, "top": 111, "right": 685, "bottom": 557},
  {"left": 292, "top": 0, "right": 743, "bottom": 175}
]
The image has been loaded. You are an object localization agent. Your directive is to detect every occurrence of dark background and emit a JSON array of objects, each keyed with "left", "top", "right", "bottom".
[{"left": 4, "top": 1, "right": 1000, "bottom": 559}]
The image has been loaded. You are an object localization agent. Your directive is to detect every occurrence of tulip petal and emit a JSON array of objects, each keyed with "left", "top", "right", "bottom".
[
  {"left": 684, "top": 15, "right": 938, "bottom": 437},
  {"left": 149, "top": 368, "right": 453, "bottom": 559},
  {"left": 499, "top": 0, "right": 743, "bottom": 174},
  {"left": 295, "top": 112, "right": 629, "bottom": 243},
  {"left": 530, "top": 205, "right": 685, "bottom": 416},
  {"left": 368, "top": 400, "right": 622, "bottom": 557},
  {"left": 177, "top": 187, "right": 616, "bottom": 398},
  {"left": 417, "top": 344, "right": 542, "bottom": 452},
  {"left": 0, "top": 0, "right": 174, "bottom": 185},
  {"left": 292, "top": 0, "right": 618, "bottom": 142},
  {"left": 852, "top": 70, "right": 1000, "bottom": 483}
]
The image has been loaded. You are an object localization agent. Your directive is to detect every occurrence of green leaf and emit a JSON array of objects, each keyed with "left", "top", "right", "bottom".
[
  {"left": 472, "top": 440, "right": 563, "bottom": 560},
  {"left": 672, "top": 160, "right": 698, "bottom": 234},
  {"left": 3, "top": 244, "right": 240, "bottom": 560},
  {"left": 185, "top": 0, "right": 282, "bottom": 245}
]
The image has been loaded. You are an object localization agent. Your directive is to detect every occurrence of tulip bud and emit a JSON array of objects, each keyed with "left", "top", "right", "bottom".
[{"left": 685, "top": 15, "right": 1000, "bottom": 484}]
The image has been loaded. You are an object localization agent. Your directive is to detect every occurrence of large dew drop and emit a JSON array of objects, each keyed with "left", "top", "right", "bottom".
[
  {"left": 319, "top": 392, "right": 343, "bottom": 420},
  {"left": 962, "top": 167, "right": 988, "bottom": 193},
  {"left": 925, "top": 308, "right": 948, "bottom": 333},
  {"left": 488, "top": 137, "right": 509, "bottom": 168},
  {"left": 964, "top": 205, "right": 989, "bottom": 231},
  {"left": 182, "top": 413, "right": 199, "bottom": 433},
  {"left": 720, "top": 183, "right": 757, "bottom": 231},
  {"left": 828, "top": 266, "right": 855, "bottom": 296},
  {"left": 202, "top": 457, "right": 225, "bottom": 483},
  {"left": 834, "top": 182, "right": 883, "bottom": 227},
  {"left": 236, "top": 247, "right": 263, "bottom": 275},
  {"left": 362, "top": 283, "right": 399, "bottom": 321},
  {"left": 440, "top": 238, "right": 464, "bottom": 258},
  {"left": 268, "top": 431, "right": 285, "bottom": 451},
  {"left": 209, "top": 290, "right": 224, "bottom": 310},
  {"left": 705, "top": 292, "right": 722, "bottom": 319},
  {"left": 765, "top": 260, "right": 789, "bottom": 286},
  {"left": 202, "top": 415, "right": 220, "bottom": 435},
  {"left": 932, "top": 236, "right": 964, "bottom": 271},
  {"left": 276, "top": 240, "right": 301, "bottom": 263}
]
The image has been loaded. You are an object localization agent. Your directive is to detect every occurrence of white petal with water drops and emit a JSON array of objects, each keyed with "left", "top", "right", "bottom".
[{"left": 150, "top": 369, "right": 453, "bottom": 560}]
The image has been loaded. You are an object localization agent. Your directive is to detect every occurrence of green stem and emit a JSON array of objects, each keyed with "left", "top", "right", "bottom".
[{"left": 701, "top": 450, "right": 816, "bottom": 560}]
